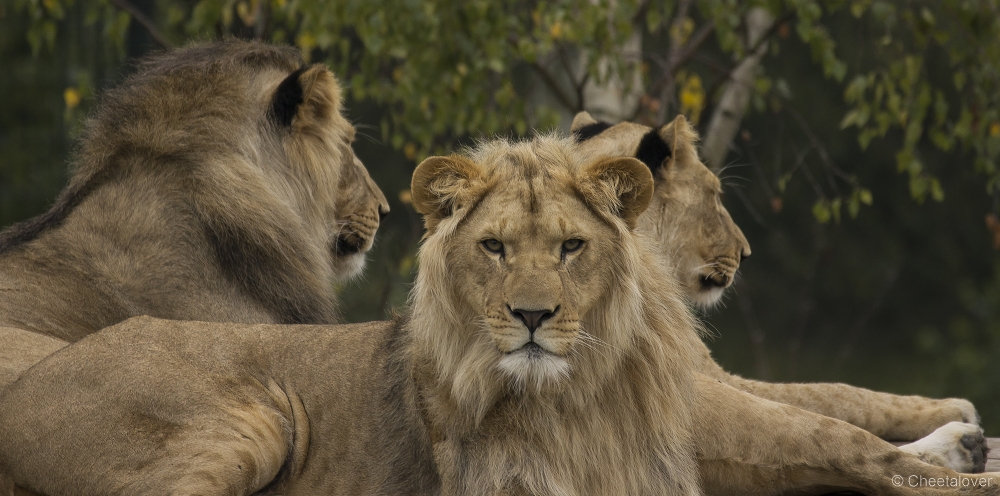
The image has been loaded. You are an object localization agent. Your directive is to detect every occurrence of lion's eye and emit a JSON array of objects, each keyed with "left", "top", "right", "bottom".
[
  {"left": 562, "top": 239, "right": 584, "bottom": 254},
  {"left": 482, "top": 239, "right": 504, "bottom": 255}
]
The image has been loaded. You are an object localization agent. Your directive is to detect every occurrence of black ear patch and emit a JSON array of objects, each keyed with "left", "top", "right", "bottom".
[
  {"left": 573, "top": 121, "right": 613, "bottom": 142},
  {"left": 635, "top": 129, "right": 672, "bottom": 174},
  {"left": 270, "top": 67, "right": 307, "bottom": 127}
]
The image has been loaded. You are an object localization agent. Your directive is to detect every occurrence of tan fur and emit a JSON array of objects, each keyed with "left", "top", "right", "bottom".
[
  {"left": 0, "top": 40, "right": 388, "bottom": 345},
  {"left": 409, "top": 136, "right": 701, "bottom": 494},
  {"left": 571, "top": 111, "right": 750, "bottom": 308},
  {"left": 572, "top": 112, "right": 993, "bottom": 492},
  {"left": 572, "top": 111, "right": 979, "bottom": 440},
  {"left": 2, "top": 134, "right": 997, "bottom": 495},
  {"left": 0, "top": 136, "right": 707, "bottom": 495}
]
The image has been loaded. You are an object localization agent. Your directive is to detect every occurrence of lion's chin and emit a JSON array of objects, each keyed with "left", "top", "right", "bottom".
[
  {"left": 497, "top": 343, "right": 570, "bottom": 391},
  {"left": 690, "top": 285, "right": 725, "bottom": 310},
  {"left": 333, "top": 252, "right": 368, "bottom": 281}
]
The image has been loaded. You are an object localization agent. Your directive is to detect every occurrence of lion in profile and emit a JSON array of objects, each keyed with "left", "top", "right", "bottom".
[
  {"left": 571, "top": 111, "right": 991, "bottom": 490},
  {"left": 3, "top": 135, "right": 998, "bottom": 496},
  {"left": 0, "top": 41, "right": 388, "bottom": 349}
]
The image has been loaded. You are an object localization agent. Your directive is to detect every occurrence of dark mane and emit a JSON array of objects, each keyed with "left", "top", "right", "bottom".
[{"left": 0, "top": 41, "right": 302, "bottom": 256}]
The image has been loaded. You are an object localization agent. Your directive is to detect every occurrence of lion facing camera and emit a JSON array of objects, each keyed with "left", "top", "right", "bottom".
[{"left": 0, "top": 40, "right": 388, "bottom": 344}]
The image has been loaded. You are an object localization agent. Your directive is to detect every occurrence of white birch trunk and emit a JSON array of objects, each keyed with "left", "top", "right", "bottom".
[
  {"left": 577, "top": 28, "right": 645, "bottom": 123},
  {"left": 701, "top": 7, "right": 774, "bottom": 170}
]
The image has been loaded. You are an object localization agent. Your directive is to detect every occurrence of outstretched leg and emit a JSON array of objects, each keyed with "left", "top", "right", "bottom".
[
  {"left": 694, "top": 375, "right": 998, "bottom": 495},
  {"left": 713, "top": 369, "right": 977, "bottom": 441}
]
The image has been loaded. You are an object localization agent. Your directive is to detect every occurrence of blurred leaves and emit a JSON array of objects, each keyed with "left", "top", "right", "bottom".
[{"left": 8, "top": 0, "right": 1000, "bottom": 218}]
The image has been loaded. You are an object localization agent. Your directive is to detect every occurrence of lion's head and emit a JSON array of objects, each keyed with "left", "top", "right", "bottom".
[
  {"left": 409, "top": 135, "right": 661, "bottom": 393},
  {"left": 58, "top": 41, "right": 390, "bottom": 323},
  {"left": 572, "top": 111, "right": 751, "bottom": 308}
]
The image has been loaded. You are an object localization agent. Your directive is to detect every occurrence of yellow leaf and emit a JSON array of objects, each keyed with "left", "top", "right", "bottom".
[
  {"left": 403, "top": 142, "right": 417, "bottom": 161},
  {"left": 670, "top": 17, "right": 695, "bottom": 45},
  {"left": 678, "top": 74, "right": 705, "bottom": 124},
  {"left": 398, "top": 189, "right": 412, "bottom": 205},
  {"left": 990, "top": 123, "right": 1000, "bottom": 137},
  {"left": 236, "top": 1, "right": 254, "bottom": 26},
  {"left": 550, "top": 22, "right": 563, "bottom": 39},
  {"left": 296, "top": 32, "right": 317, "bottom": 59},
  {"left": 63, "top": 87, "right": 80, "bottom": 110}
]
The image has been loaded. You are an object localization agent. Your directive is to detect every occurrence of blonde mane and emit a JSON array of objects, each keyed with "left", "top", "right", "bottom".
[{"left": 408, "top": 134, "right": 703, "bottom": 494}]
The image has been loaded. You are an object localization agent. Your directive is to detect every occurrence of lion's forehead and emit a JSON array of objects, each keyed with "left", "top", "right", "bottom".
[{"left": 474, "top": 179, "right": 598, "bottom": 243}]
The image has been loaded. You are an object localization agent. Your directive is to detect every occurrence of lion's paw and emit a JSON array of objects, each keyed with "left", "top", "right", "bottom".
[
  {"left": 899, "top": 421, "right": 988, "bottom": 473},
  {"left": 941, "top": 398, "right": 980, "bottom": 425}
]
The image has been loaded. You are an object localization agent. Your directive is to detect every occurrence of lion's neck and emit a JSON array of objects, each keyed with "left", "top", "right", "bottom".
[
  {"left": 407, "top": 298, "right": 700, "bottom": 495},
  {"left": 0, "top": 180, "right": 284, "bottom": 340}
]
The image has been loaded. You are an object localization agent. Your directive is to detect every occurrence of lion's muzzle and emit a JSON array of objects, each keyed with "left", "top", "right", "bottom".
[{"left": 508, "top": 305, "right": 558, "bottom": 335}]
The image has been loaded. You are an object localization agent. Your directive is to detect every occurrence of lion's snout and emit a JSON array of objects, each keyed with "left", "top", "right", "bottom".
[
  {"left": 508, "top": 305, "right": 559, "bottom": 334},
  {"left": 697, "top": 256, "right": 741, "bottom": 289}
]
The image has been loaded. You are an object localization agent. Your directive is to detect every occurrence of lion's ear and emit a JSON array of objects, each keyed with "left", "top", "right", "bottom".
[
  {"left": 270, "top": 64, "right": 342, "bottom": 129},
  {"left": 578, "top": 156, "right": 654, "bottom": 229},
  {"left": 571, "top": 111, "right": 613, "bottom": 143},
  {"left": 411, "top": 155, "right": 484, "bottom": 225},
  {"left": 653, "top": 114, "right": 699, "bottom": 170},
  {"left": 570, "top": 111, "right": 598, "bottom": 132}
]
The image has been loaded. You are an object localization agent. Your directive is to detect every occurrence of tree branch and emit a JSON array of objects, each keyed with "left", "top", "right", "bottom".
[
  {"left": 701, "top": 7, "right": 779, "bottom": 169},
  {"left": 671, "top": 20, "right": 716, "bottom": 74},
  {"left": 640, "top": 20, "right": 716, "bottom": 121},
  {"left": 654, "top": 0, "right": 694, "bottom": 122},
  {"left": 556, "top": 43, "right": 583, "bottom": 111},
  {"left": 108, "top": 0, "right": 172, "bottom": 50},
  {"left": 530, "top": 61, "right": 577, "bottom": 112}
]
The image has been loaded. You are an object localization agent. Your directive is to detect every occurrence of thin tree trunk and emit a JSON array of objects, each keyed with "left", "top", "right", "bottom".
[
  {"left": 578, "top": 27, "right": 644, "bottom": 122},
  {"left": 701, "top": 7, "right": 774, "bottom": 170}
]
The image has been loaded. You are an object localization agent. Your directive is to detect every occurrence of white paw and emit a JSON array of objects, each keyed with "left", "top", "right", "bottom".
[{"left": 899, "top": 421, "right": 988, "bottom": 473}]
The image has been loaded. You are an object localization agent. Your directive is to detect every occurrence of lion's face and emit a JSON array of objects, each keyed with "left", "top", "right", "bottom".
[
  {"left": 451, "top": 174, "right": 612, "bottom": 384},
  {"left": 331, "top": 150, "right": 390, "bottom": 280},
  {"left": 572, "top": 112, "right": 751, "bottom": 308},
  {"left": 411, "top": 141, "right": 653, "bottom": 390},
  {"left": 267, "top": 64, "right": 390, "bottom": 283}
]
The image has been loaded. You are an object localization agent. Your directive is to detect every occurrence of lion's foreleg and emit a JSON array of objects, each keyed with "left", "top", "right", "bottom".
[
  {"left": 693, "top": 375, "right": 999, "bottom": 496},
  {"left": 719, "top": 373, "right": 977, "bottom": 441}
]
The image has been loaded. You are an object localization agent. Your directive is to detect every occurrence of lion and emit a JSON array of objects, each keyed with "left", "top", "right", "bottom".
[
  {"left": 3, "top": 135, "right": 998, "bottom": 496},
  {"left": 570, "top": 112, "right": 992, "bottom": 485},
  {"left": 0, "top": 40, "right": 388, "bottom": 345}
]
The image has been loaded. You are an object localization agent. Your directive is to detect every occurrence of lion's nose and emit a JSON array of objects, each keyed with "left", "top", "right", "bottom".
[
  {"left": 510, "top": 306, "right": 558, "bottom": 334},
  {"left": 740, "top": 246, "right": 751, "bottom": 263},
  {"left": 378, "top": 203, "right": 390, "bottom": 222}
]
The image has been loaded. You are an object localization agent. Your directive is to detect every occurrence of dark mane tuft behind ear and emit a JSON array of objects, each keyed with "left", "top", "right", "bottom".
[
  {"left": 635, "top": 129, "right": 672, "bottom": 174},
  {"left": 270, "top": 67, "right": 307, "bottom": 127},
  {"left": 573, "top": 121, "right": 613, "bottom": 142}
]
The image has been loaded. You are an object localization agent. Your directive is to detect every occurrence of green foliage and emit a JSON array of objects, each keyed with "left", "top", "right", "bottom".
[
  {"left": 10, "top": 0, "right": 1000, "bottom": 212},
  {"left": 840, "top": 0, "right": 1000, "bottom": 202}
]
